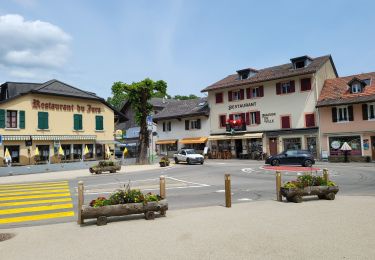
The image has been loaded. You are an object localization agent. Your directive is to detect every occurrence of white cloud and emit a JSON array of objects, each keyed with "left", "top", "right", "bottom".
[{"left": 0, "top": 14, "right": 71, "bottom": 78}]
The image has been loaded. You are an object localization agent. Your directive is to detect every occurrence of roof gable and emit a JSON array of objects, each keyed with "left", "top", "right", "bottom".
[{"left": 153, "top": 98, "right": 209, "bottom": 120}]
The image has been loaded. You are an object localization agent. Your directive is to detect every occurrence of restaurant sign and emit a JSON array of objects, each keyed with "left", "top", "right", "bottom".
[
  {"left": 228, "top": 102, "right": 256, "bottom": 111},
  {"left": 32, "top": 99, "right": 101, "bottom": 113}
]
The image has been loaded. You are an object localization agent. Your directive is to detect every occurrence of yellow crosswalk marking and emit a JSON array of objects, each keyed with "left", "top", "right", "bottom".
[
  {"left": 0, "top": 203, "right": 73, "bottom": 215},
  {"left": 0, "top": 182, "right": 69, "bottom": 190},
  {"left": 0, "top": 211, "right": 75, "bottom": 224},
  {"left": 0, "top": 189, "right": 70, "bottom": 197},
  {"left": 0, "top": 181, "right": 68, "bottom": 187},
  {"left": 0, "top": 193, "right": 71, "bottom": 201},
  {"left": 0, "top": 185, "right": 69, "bottom": 193},
  {"left": 0, "top": 198, "right": 72, "bottom": 207}
]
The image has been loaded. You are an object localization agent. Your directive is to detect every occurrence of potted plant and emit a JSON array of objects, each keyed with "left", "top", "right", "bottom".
[
  {"left": 159, "top": 156, "right": 170, "bottom": 167},
  {"left": 80, "top": 184, "right": 168, "bottom": 225},
  {"left": 280, "top": 173, "right": 339, "bottom": 203}
]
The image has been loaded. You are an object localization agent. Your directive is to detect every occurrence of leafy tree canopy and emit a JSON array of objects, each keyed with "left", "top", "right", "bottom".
[{"left": 173, "top": 94, "right": 199, "bottom": 100}]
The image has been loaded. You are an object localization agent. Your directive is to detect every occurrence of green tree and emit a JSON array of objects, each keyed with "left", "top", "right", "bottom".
[
  {"left": 110, "top": 78, "right": 167, "bottom": 164},
  {"left": 173, "top": 94, "right": 199, "bottom": 100}
]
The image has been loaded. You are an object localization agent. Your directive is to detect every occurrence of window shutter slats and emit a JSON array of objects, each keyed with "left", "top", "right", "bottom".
[
  {"left": 38, "top": 112, "right": 48, "bottom": 129},
  {"left": 255, "top": 111, "right": 261, "bottom": 124},
  {"left": 245, "top": 112, "right": 250, "bottom": 125},
  {"left": 301, "top": 78, "right": 311, "bottom": 91},
  {"left": 215, "top": 93, "right": 223, "bottom": 103},
  {"left": 362, "top": 104, "right": 368, "bottom": 120},
  {"left": 0, "top": 109, "right": 5, "bottom": 128},
  {"left": 228, "top": 91, "right": 233, "bottom": 101},
  {"left": 19, "top": 110, "right": 25, "bottom": 129},
  {"left": 281, "top": 116, "right": 290, "bottom": 128},
  {"left": 276, "top": 83, "right": 281, "bottom": 95},
  {"left": 259, "top": 86, "right": 264, "bottom": 97},
  {"left": 348, "top": 105, "right": 354, "bottom": 121},
  {"left": 163, "top": 122, "right": 166, "bottom": 132},
  {"left": 197, "top": 119, "right": 201, "bottom": 129},
  {"left": 290, "top": 80, "right": 295, "bottom": 93},
  {"left": 96, "top": 116, "right": 103, "bottom": 130},
  {"left": 229, "top": 114, "right": 234, "bottom": 120},
  {"left": 185, "top": 120, "right": 189, "bottom": 130},
  {"left": 246, "top": 88, "right": 251, "bottom": 99}
]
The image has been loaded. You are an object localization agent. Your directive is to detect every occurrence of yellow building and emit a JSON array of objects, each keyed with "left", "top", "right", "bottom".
[{"left": 0, "top": 79, "right": 124, "bottom": 166}]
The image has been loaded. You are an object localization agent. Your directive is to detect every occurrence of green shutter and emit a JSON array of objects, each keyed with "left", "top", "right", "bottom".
[
  {"left": 74, "top": 114, "right": 82, "bottom": 130},
  {"left": 19, "top": 111, "right": 25, "bottom": 129},
  {"left": 38, "top": 112, "right": 48, "bottom": 130},
  {"left": 96, "top": 116, "right": 103, "bottom": 130},
  {"left": 0, "top": 109, "right": 5, "bottom": 128}
]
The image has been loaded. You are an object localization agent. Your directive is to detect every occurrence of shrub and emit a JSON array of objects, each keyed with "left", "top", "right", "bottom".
[
  {"left": 90, "top": 197, "right": 111, "bottom": 207},
  {"left": 282, "top": 173, "right": 336, "bottom": 189}
]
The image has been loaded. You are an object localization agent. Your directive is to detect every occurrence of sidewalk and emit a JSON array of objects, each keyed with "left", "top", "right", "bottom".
[
  {"left": 1, "top": 196, "right": 374, "bottom": 259},
  {"left": 0, "top": 164, "right": 163, "bottom": 184}
]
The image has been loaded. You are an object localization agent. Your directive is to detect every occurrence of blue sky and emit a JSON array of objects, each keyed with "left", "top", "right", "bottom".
[{"left": 0, "top": 0, "right": 374, "bottom": 99}]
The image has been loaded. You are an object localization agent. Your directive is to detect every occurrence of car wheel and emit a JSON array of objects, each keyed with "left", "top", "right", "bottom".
[
  {"left": 293, "top": 195, "right": 303, "bottom": 203},
  {"left": 200, "top": 161, "right": 204, "bottom": 165},
  {"left": 174, "top": 158, "right": 179, "bottom": 164},
  {"left": 325, "top": 192, "right": 335, "bottom": 200},
  {"left": 304, "top": 160, "right": 312, "bottom": 167},
  {"left": 271, "top": 159, "right": 279, "bottom": 166},
  {"left": 187, "top": 158, "right": 191, "bottom": 165}
]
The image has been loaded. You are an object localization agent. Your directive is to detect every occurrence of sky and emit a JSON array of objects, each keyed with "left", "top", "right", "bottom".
[{"left": 0, "top": 0, "right": 374, "bottom": 100}]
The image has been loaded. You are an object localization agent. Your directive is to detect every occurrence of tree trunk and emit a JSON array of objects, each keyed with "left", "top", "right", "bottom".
[{"left": 138, "top": 89, "right": 150, "bottom": 164}]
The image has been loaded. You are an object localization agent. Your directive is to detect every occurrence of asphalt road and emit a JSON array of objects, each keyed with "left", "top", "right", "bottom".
[
  {"left": 74, "top": 160, "right": 375, "bottom": 210},
  {"left": 1, "top": 160, "right": 374, "bottom": 229}
]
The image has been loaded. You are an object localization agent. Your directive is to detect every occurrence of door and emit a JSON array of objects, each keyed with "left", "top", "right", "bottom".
[
  {"left": 269, "top": 138, "right": 278, "bottom": 156},
  {"left": 371, "top": 137, "right": 375, "bottom": 161},
  {"left": 235, "top": 139, "right": 243, "bottom": 158}
]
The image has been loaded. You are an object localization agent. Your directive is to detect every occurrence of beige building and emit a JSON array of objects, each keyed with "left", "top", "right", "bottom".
[
  {"left": 317, "top": 72, "right": 375, "bottom": 161},
  {"left": 0, "top": 79, "right": 124, "bottom": 166},
  {"left": 201, "top": 55, "right": 337, "bottom": 158}
]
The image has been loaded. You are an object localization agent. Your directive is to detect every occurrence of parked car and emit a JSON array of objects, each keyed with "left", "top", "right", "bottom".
[
  {"left": 174, "top": 149, "right": 204, "bottom": 165},
  {"left": 265, "top": 150, "right": 315, "bottom": 167},
  {"left": 89, "top": 160, "right": 121, "bottom": 174}
]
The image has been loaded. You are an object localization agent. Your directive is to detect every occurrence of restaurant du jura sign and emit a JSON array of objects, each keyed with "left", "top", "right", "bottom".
[{"left": 32, "top": 99, "right": 102, "bottom": 113}]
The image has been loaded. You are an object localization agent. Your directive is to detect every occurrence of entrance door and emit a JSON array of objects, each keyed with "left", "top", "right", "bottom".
[
  {"left": 269, "top": 138, "right": 278, "bottom": 156},
  {"left": 235, "top": 139, "right": 243, "bottom": 158},
  {"left": 371, "top": 136, "right": 375, "bottom": 161}
]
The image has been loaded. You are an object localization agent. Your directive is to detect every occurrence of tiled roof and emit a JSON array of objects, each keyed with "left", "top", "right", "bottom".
[
  {"left": 153, "top": 98, "right": 209, "bottom": 121},
  {"left": 201, "top": 55, "right": 336, "bottom": 92},
  {"left": 316, "top": 72, "right": 375, "bottom": 107}
]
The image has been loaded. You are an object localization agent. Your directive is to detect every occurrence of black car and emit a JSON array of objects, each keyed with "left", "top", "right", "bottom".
[{"left": 265, "top": 150, "right": 315, "bottom": 167}]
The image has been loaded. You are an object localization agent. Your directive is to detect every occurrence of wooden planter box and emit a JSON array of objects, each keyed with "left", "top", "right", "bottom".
[
  {"left": 280, "top": 186, "right": 339, "bottom": 203},
  {"left": 81, "top": 199, "right": 168, "bottom": 225}
]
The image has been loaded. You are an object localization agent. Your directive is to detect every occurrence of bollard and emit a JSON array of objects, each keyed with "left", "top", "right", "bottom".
[
  {"left": 276, "top": 171, "right": 282, "bottom": 202},
  {"left": 160, "top": 175, "right": 166, "bottom": 199},
  {"left": 323, "top": 168, "right": 329, "bottom": 183},
  {"left": 77, "top": 181, "right": 84, "bottom": 224},
  {"left": 225, "top": 174, "right": 231, "bottom": 208}
]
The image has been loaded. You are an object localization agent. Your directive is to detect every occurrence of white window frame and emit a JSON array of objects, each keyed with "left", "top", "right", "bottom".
[
  {"left": 250, "top": 112, "right": 257, "bottom": 125},
  {"left": 337, "top": 106, "right": 349, "bottom": 122},
  {"left": 5, "top": 109, "right": 19, "bottom": 129},
  {"left": 232, "top": 90, "right": 241, "bottom": 101},
  {"left": 368, "top": 103, "right": 375, "bottom": 120},
  {"left": 252, "top": 87, "right": 259, "bottom": 98},
  {"left": 351, "top": 83, "right": 362, "bottom": 93},
  {"left": 190, "top": 120, "right": 199, "bottom": 129},
  {"left": 281, "top": 82, "right": 291, "bottom": 94}
]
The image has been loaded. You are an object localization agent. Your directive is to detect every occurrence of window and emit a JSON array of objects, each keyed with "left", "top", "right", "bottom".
[
  {"left": 246, "top": 86, "right": 264, "bottom": 99},
  {"left": 162, "top": 122, "right": 172, "bottom": 132},
  {"left": 247, "top": 111, "right": 260, "bottom": 125},
  {"left": 37, "top": 145, "right": 50, "bottom": 162},
  {"left": 252, "top": 88, "right": 259, "bottom": 98},
  {"left": 283, "top": 138, "right": 302, "bottom": 150},
  {"left": 329, "top": 136, "right": 361, "bottom": 156},
  {"left": 4, "top": 145, "right": 20, "bottom": 163},
  {"left": 363, "top": 78, "right": 371, "bottom": 86},
  {"left": 219, "top": 115, "right": 226, "bottom": 128},
  {"left": 332, "top": 106, "right": 353, "bottom": 122},
  {"left": 95, "top": 116, "right": 104, "bottom": 130},
  {"left": 351, "top": 83, "right": 362, "bottom": 93},
  {"left": 215, "top": 92, "right": 223, "bottom": 103},
  {"left": 276, "top": 81, "right": 295, "bottom": 94},
  {"left": 228, "top": 89, "right": 244, "bottom": 101},
  {"left": 305, "top": 113, "right": 315, "bottom": 127},
  {"left": 38, "top": 112, "right": 49, "bottom": 130},
  {"left": 6, "top": 110, "right": 17, "bottom": 128},
  {"left": 73, "top": 144, "right": 82, "bottom": 159},
  {"left": 295, "top": 61, "right": 305, "bottom": 69},
  {"left": 281, "top": 116, "right": 291, "bottom": 129},
  {"left": 185, "top": 119, "right": 201, "bottom": 130},
  {"left": 366, "top": 103, "right": 375, "bottom": 119},
  {"left": 73, "top": 114, "right": 83, "bottom": 130},
  {"left": 301, "top": 78, "right": 311, "bottom": 91}
]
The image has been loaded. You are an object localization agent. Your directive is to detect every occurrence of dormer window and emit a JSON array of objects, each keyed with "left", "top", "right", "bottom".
[
  {"left": 237, "top": 68, "right": 258, "bottom": 80},
  {"left": 348, "top": 77, "right": 366, "bottom": 94},
  {"left": 351, "top": 83, "right": 362, "bottom": 93},
  {"left": 290, "top": 55, "right": 313, "bottom": 70}
]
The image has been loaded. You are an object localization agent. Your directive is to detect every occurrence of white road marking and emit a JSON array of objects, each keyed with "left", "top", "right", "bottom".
[
  {"left": 238, "top": 198, "right": 252, "bottom": 201},
  {"left": 215, "top": 190, "right": 225, "bottom": 193},
  {"left": 241, "top": 168, "right": 255, "bottom": 173},
  {"left": 165, "top": 176, "right": 210, "bottom": 187}
]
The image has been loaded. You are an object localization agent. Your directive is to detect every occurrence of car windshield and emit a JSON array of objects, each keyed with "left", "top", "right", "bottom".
[{"left": 185, "top": 149, "right": 196, "bottom": 154}]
